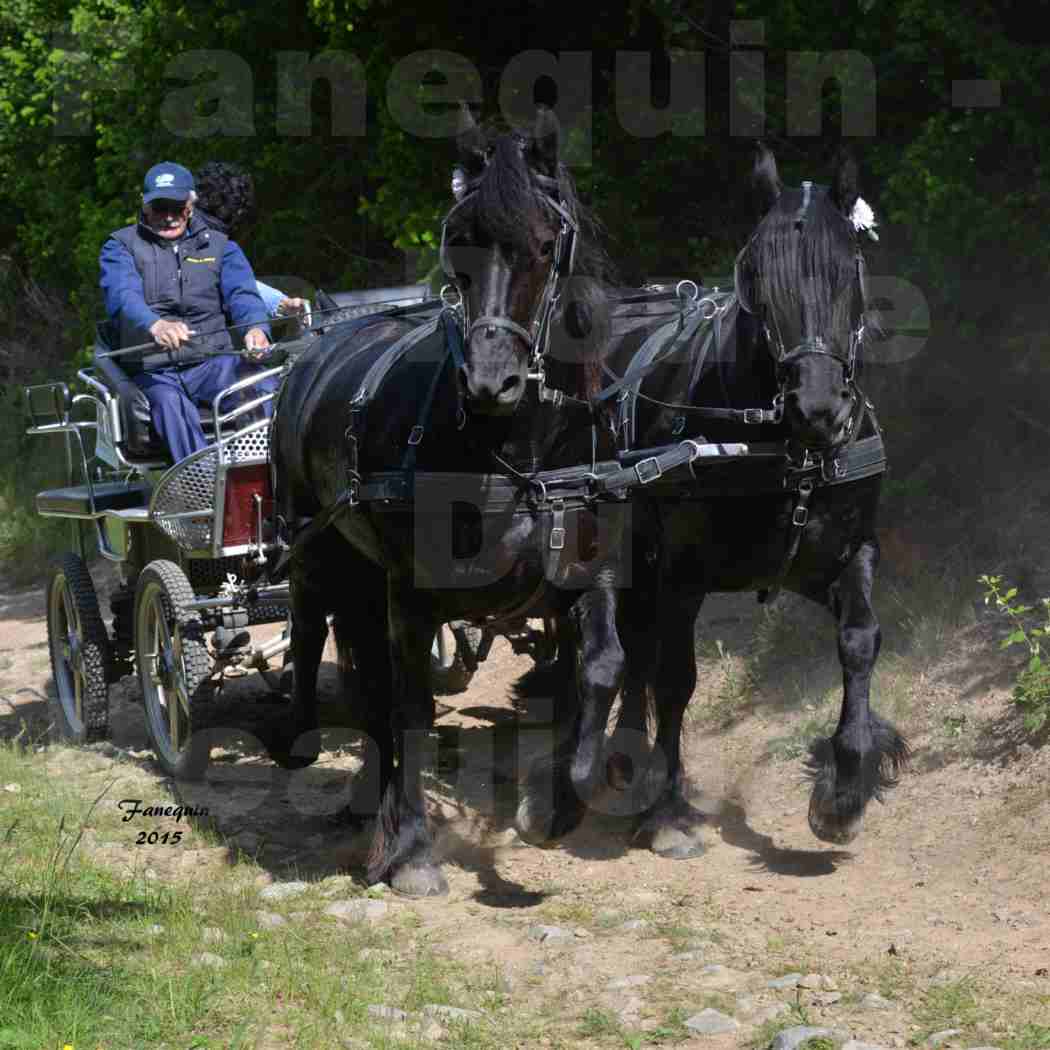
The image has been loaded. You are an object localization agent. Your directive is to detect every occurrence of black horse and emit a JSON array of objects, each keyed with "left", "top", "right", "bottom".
[
  {"left": 516, "top": 144, "right": 908, "bottom": 857},
  {"left": 270, "top": 105, "right": 628, "bottom": 896}
]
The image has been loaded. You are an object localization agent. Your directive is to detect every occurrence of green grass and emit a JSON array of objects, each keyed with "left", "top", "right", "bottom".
[
  {"left": 577, "top": 1006, "right": 622, "bottom": 1038},
  {"left": 0, "top": 373, "right": 93, "bottom": 584},
  {"left": 766, "top": 702, "right": 838, "bottom": 761},
  {"left": 0, "top": 741, "right": 527, "bottom": 1049},
  {"left": 1004, "top": 1023, "right": 1050, "bottom": 1050},
  {"left": 745, "top": 999, "right": 814, "bottom": 1049},
  {"left": 911, "top": 978, "right": 985, "bottom": 1042}
]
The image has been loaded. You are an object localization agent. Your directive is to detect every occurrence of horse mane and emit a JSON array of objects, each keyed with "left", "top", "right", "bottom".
[
  {"left": 738, "top": 185, "right": 861, "bottom": 350},
  {"left": 456, "top": 121, "right": 617, "bottom": 400}
]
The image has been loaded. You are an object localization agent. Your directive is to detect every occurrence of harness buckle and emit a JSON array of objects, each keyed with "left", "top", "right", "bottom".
[
  {"left": 743, "top": 408, "right": 766, "bottom": 424},
  {"left": 408, "top": 425, "right": 424, "bottom": 446},
  {"left": 348, "top": 477, "right": 360, "bottom": 507},
  {"left": 792, "top": 505, "right": 809, "bottom": 527},
  {"left": 634, "top": 456, "right": 662, "bottom": 485},
  {"left": 549, "top": 499, "right": 566, "bottom": 550},
  {"left": 822, "top": 456, "right": 845, "bottom": 482}
]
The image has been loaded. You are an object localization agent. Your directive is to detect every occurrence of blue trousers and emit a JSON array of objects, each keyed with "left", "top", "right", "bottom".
[{"left": 135, "top": 355, "right": 279, "bottom": 462}]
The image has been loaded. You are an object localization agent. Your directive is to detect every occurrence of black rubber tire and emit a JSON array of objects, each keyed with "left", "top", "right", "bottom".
[
  {"left": 45, "top": 553, "right": 111, "bottom": 743},
  {"left": 134, "top": 560, "right": 213, "bottom": 780},
  {"left": 430, "top": 623, "right": 483, "bottom": 695}
]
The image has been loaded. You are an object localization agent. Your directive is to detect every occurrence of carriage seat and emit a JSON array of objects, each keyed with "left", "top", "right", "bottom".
[{"left": 92, "top": 322, "right": 264, "bottom": 464}]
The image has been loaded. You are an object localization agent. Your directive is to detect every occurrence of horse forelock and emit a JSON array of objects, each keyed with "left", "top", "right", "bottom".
[
  {"left": 450, "top": 124, "right": 616, "bottom": 403},
  {"left": 462, "top": 134, "right": 548, "bottom": 254},
  {"left": 742, "top": 185, "right": 861, "bottom": 344}
]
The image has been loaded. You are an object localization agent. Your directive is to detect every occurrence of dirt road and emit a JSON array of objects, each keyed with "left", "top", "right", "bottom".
[{"left": 2, "top": 564, "right": 1048, "bottom": 1049}]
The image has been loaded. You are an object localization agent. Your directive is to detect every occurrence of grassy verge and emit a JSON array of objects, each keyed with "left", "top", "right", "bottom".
[
  {"left": 0, "top": 741, "right": 542, "bottom": 1050},
  {"left": 689, "top": 550, "right": 981, "bottom": 743},
  {"left": 0, "top": 387, "right": 83, "bottom": 585},
  {"left": 0, "top": 271, "right": 87, "bottom": 585}
]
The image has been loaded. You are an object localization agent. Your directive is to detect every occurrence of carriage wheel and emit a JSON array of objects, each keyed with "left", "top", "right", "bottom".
[
  {"left": 46, "top": 553, "right": 111, "bottom": 743},
  {"left": 430, "top": 623, "right": 483, "bottom": 695},
  {"left": 134, "top": 560, "right": 212, "bottom": 780}
]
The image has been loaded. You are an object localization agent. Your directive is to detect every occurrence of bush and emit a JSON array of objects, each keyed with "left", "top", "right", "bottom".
[{"left": 979, "top": 574, "right": 1050, "bottom": 732}]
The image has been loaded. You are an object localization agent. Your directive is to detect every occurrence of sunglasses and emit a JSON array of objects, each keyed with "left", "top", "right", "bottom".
[{"left": 146, "top": 199, "right": 189, "bottom": 215}]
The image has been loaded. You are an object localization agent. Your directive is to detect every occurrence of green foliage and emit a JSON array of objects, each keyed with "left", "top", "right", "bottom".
[
  {"left": 980, "top": 574, "right": 1050, "bottom": 732},
  {"left": 577, "top": 1006, "right": 622, "bottom": 1037},
  {"left": 1005, "top": 1023, "right": 1050, "bottom": 1050},
  {"left": 912, "top": 977, "right": 985, "bottom": 1040},
  {"left": 0, "top": 0, "right": 1047, "bottom": 329}
]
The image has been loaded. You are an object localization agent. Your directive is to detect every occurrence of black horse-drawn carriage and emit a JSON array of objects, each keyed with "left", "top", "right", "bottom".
[
  {"left": 25, "top": 283, "right": 545, "bottom": 776},
  {"left": 27, "top": 110, "right": 907, "bottom": 897}
]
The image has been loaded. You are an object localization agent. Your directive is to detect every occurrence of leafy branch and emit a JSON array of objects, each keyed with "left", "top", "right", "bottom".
[{"left": 979, "top": 574, "right": 1050, "bottom": 732}]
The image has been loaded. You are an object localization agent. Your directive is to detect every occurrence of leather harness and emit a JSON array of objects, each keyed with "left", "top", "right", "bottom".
[{"left": 267, "top": 178, "right": 887, "bottom": 613}]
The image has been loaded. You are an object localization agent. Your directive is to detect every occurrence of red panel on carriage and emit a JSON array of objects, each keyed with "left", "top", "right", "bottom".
[{"left": 221, "top": 464, "right": 271, "bottom": 547}]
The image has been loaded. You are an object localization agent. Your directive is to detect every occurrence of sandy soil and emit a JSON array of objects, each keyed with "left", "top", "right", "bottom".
[{"left": 2, "top": 560, "right": 1049, "bottom": 1048}]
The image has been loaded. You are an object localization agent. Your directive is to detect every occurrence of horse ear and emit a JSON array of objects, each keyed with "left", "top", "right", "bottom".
[
  {"left": 830, "top": 148, "right": 860, "bottom": 217},
  {"left": 456, "top": 101, "right": 487, "bottom": 180},
  {"left": 526, "top": 105, "right": 560, "bottom": 178},
  {"left": 752, "top": 141, "right": 782, "bottom": 211}
]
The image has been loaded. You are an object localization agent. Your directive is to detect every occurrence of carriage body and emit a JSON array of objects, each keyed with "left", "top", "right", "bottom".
[{"left": 24, "top": 285, "right": 443, "bottom": 774}]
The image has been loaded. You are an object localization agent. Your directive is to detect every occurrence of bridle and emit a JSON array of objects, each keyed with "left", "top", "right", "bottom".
[
  {"left": 438, "top": 166, "right": 578, "bottom": 372},
  {"left": 734, "top": 180, "right": 869, "bottom": 431}
]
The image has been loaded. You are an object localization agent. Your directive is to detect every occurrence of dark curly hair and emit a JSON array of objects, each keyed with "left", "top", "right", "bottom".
[{"left": 194, "top": 161, "right": 257, "bottom": 236}]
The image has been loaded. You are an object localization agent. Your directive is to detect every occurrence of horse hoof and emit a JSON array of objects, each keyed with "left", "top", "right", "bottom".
[
  {"left": 516, "top": 790, "right": 586, "bottom": 846},
  {"left": 649, "top": 825, "right": 706, "bottom": 860},
  {"left": 808, "top": 797, "right": 862, "bottom": 845},
  {"left": 268, "top": 727, "right": 322, "bottom": 770},
  {"left": 515, "top": 796, "right": 556, "bottom": 847},
  {"left": 390, "top": 863, "right": 448, "bottom": 898}
]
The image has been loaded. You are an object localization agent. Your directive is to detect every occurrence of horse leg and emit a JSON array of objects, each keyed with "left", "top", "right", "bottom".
[
  {"left": 366, "top": 582, "right": 446, "bottom": 897},
  {"left": 634, "top": 594, "right": 709, "bottom": 859},
  {"left": 516, "top": 585, "right": 624, "bottom": 845},
  {"left": 605, "top": 586, "right": 659, "bottom": 793},
  {"left": 330, "top": 566, "right": 395, "bottom": 831},
  {"left": 807, "top": 539, "right": 910, "bottom": 844},
  {"left": 266, "top": 542, "right": 329, "bottom": 769}
]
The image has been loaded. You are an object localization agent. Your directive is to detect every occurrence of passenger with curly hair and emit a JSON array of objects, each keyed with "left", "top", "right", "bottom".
[{"left": 194, "top": 161, "right": 307, "bottom": 319}]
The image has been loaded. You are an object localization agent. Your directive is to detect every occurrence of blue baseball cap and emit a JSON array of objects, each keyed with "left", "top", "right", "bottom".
[{"left": 142, "top": 161, "right": 194, "bottom": 204}]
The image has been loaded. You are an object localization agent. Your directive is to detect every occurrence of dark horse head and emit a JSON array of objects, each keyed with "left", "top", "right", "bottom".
[
  {"left": 441, "top": 104, "right": 596, "bottom": 415},
  {"left": 735, "top": 144, "right": 876, "bottom": 451}
]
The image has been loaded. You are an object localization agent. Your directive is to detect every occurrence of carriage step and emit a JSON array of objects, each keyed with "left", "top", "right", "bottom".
[{"left": 36, "top": 481, "right": 151, "bottom": 518}]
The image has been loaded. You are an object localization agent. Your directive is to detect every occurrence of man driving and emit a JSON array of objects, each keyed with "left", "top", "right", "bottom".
[{"left": 99, "top": 161, "right": 275, "bottom": 461}]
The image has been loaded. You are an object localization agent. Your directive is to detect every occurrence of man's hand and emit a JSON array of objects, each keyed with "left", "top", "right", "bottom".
[
  {"left": 275, "top": 297, "right": 307, "bottom": 317},
  {"left": 150, "top": 318, "right": 192, "bottom": 350},
  {"left": 243, "top": 327, "right": 271, "bottom": 362}
]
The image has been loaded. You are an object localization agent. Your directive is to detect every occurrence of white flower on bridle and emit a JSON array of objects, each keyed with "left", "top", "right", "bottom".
[{"left": 851, "top": 196, "right": 879, "bottom": 241}]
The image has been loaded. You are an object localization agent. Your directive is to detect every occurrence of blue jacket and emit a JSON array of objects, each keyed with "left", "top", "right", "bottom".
[{"left": 99, "top": 212, "right": 270, "bottom": 371}]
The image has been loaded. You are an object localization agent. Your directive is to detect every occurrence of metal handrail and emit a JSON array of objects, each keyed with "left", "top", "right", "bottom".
[{"left": 211, "top": 364, "right": 284, "bottom": 450}]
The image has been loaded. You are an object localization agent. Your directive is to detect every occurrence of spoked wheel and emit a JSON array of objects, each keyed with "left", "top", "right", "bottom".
[
  {"left": 134, "top": 560, "right": 212, "bottom": 780},
  {"left": 46, "top": 553, "right": 111, "bottom": 743},
  {"left": 430, "top": 622, "right": 483, "bottom": 695}
]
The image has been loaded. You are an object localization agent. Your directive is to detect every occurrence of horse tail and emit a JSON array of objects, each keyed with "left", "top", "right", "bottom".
[{"left": 329, "top": 611, "right": 356, "bottom": 700}]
